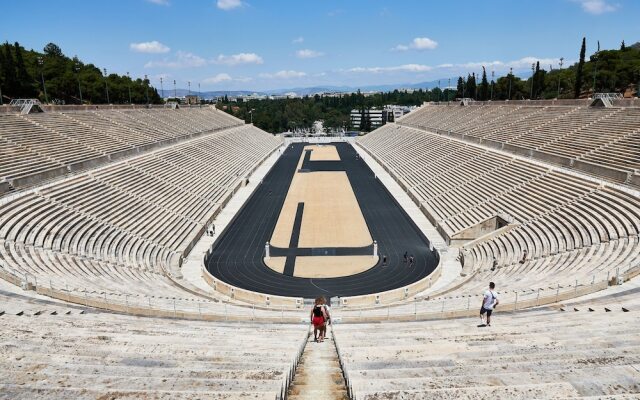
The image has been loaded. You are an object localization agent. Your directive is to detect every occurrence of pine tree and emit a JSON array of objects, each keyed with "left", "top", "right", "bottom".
[
  {"left": 621, "top": 40, "right": 626, "bottom": 50},
  {"left": 574, "top": 37, "right": 586, "bottom": 99}
]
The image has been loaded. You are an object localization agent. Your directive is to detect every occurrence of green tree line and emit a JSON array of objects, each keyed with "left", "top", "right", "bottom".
[
  {"left": 0, "top": 41, "right": 162, "bottom": 105},
  {"left": 216, "top": 88, "right": 457, "bottom": 134},
  {"left": 455, "top": 39, "right": 640, "bottom": 101}
]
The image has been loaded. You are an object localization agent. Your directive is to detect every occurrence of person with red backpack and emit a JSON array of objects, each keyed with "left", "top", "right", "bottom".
[{"left": 310, "top": 297, "right": 329, "bottom": 342}]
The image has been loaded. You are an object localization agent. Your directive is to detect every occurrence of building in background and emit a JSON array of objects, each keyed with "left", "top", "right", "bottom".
[
  {"left": 184, "top": 95, "right": 200, "bottom": 105},
  {"left": 350, "top": 108, "right": 383, "bottom": 131},
  {"left": 350, "top": 105, "right": 415, "bottom": 130}
]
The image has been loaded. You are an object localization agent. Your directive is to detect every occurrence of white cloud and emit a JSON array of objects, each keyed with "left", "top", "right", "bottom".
[
  {"left": 203, "top": 73, "right": 233, "bottom": 84},
  {"left": 342, "top": 56, "right": 563, "bottom": 78},
  {"left": 296, "top": 49, "right": 324, "bottom": 59},
  {"left": 450, "top": 57, "right": 563, "bottom": 72},
  {"left": 203, "top": 74, "right": 252, "bottom": 84},
  {"left": 393, "top": 37, "right": 438, "bottom": 51},
  {"left": 346, "top": 64, "right": 433, "bottom": 74},
  {"left": 214, "top": 53, "right": 264, "bottom": 66},
  {"left": 146, "top": 0, "right": 169, "bottom": 5},
  {"left": 144, "top": 51, "right": 206, "bottom": 68},
  {"left": 130, "top": 41, "right": 170, "bottom": 54},
  {"left": 572, "top": 0, "right": 618, "bottom": 14},
  {"left": 292, "top": 36, "right": 304, "bottom": 44},
  {"left": 217, "top": 0, "right": 243, "bottom": 10},
  {"left": 260, "top": 70, "right": 307, "bottom": 79},
  {"left": 412, "top": 37, "right": 439, "bottom": 50}
]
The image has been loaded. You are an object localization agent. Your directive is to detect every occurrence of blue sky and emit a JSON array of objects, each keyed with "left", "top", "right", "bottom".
[{"left": 2, "top": 0, "right": 638, "bottom": 91}]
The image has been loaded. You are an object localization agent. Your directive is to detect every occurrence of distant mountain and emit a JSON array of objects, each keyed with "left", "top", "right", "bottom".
[
  {"left": 159, "top": 89, "right": 267, "bottom": 99},
  {"left": 631, "top": 42, "right": 640, "bottom": 50},
  {"left": 164, "top": 74, "right": 537, "bottom": 99}
]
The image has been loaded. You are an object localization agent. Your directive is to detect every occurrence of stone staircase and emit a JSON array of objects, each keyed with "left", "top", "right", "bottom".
[{"left": 288, "top": 328, "right": 348, "bottom": 400}]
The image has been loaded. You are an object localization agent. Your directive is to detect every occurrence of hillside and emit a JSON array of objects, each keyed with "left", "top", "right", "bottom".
[{"left": 0, "top": 41, "right": 161, "bottom": 105}]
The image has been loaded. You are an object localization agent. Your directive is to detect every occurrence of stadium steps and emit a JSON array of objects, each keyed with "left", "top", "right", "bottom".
[
  {"left": 334, "top": 303, "right": 640, "bottom": 399},
  {"left": 288, "top": 329, "right": 348, "bottom": 400}
]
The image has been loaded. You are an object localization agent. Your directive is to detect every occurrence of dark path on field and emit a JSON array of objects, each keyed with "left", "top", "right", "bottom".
[{"left": 206, "top": 142, "right": 438, "bottom": 299}]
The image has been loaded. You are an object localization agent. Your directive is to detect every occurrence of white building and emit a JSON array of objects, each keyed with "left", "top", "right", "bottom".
[{"left": 350, "top": 108, "right": 383, "bottom": 131}]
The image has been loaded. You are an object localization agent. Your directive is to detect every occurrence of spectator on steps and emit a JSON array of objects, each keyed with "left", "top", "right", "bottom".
[
  {"left": 322, "top": 299, "right": 331, "bottom": 327},
  {"left": 519, "top": 249, "right": 528, "bottom": 264},
  {"left": 310, "top": 297, "right": 328, "bottom": 342},
  {"left": 408, "top": 255, "right": 415, "bottom": 267},
  {"left": 480, "top": 282, "right": 499, "bottom": 327},
  {"left": 491, "top": 257, "right": 498, "bottom": 271}
]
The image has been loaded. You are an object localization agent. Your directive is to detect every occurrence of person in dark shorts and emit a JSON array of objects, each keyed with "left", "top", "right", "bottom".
[
  {"left": 519, "top": 249, "right": 528, "bottom": 264},
  {"left": 310, "top": 297, "right": 328, "bottom": 342},
  {"left": 480, "top": 282, "right": 499, "bottom": 326}
]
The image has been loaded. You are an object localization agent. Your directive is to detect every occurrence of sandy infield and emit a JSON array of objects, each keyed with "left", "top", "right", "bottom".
[{"left": 267, "top": 144, "right": 374, "bottom": 278}]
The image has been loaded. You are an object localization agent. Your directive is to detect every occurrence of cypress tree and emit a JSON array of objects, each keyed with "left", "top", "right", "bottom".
[
  {"left": 470, "top": 73, "right": 478, "bottom": 100},
  {"left": 574, "top": 37, "right": 586, "bottom": 99},
  {"left": 621, "top": 40, "right": 626, "bottom": 50},
  {"left": 14, "top": 42, "right": 35, "bottom": 97},
  {"left": 2, "top": 42, "right": 18, "bottom": 97},
  {"left": 0, "top": 48, "right": 4, "bottom": 103},
  {"left": 456, "top": 76, "right": 464, "bottom": 98},
  {"left": 480, "top": 67, "right": 489, "bottom": 101}
]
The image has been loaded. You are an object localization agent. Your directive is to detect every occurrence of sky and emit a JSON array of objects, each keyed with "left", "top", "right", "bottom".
[{"left": 2, "top": 0, "right": 639, "bottom": 92}]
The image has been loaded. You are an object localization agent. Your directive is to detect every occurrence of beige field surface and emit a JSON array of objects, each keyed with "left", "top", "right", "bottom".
[
  {"left": 271, "top": 145, "right": 371, "bottom": 249},
  {"left": 263, "top": 256, "right": 286, "bottom": 273},
  {"left": 293, "top": 255, "right": 378, "bottom": 278},
  {"left": 270, "top": 171, "right": 371, "bottom": 248},
  {"left": 308, "top": 144, "right": 341, "bottom": 161}
]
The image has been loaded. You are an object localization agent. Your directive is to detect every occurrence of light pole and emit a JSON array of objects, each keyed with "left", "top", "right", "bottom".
[
  {"left": 126, "top": 72, "right": 132, "bottom": 104},
  {"left": 188, "top": 81, "right": 191, "bottom": 104},
  {"left": 438, "top": 80, "right": 441, "bottom": 102},
  {"left": 508, "top": 67, "right": 513, "bottom": 100},
  {"left": 474, "top": 73, "right": 478, "bottom": 100},
  {"left": 160, "top": 77, "right": 164, "bottom": 102},
  {"left": 103, "top": 68, "right": 110, "bottom": 104},
  {"left": 592, "top": 53, "right": 599, "bottom": 96},
  {"left": 530, "top": 63, "right": 535, "bottom": 100},
  {"left": 198, "top": 82, "right": 201, "bottom": 106},
  {"left": 75, "top": 62, "right": 83, "bottom": 104},
  {"left": 557, "top": 57, "right": 564, "bottom": 98},
  {"left": 173, "top": 80, "right": 177, "bottom": 98},
  {"left": 249, "top": 108, "right": 255, "bottom": 124},
  {"left": 144, "top": 74, "right": 149, "bottom": 106},
  {"left": 38, "top": 57, "right": 48, "bottom": 103},
  {"left": 448, "top": 78, "right": 451, "bottom": 101},
  {"left": 490, "top": 70, "right": 495, "bottom": 100}
]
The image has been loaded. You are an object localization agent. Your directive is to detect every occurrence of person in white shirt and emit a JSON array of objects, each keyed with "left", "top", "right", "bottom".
[{"left": 480, "top": 282, "right": 499, "bottom": 326}]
